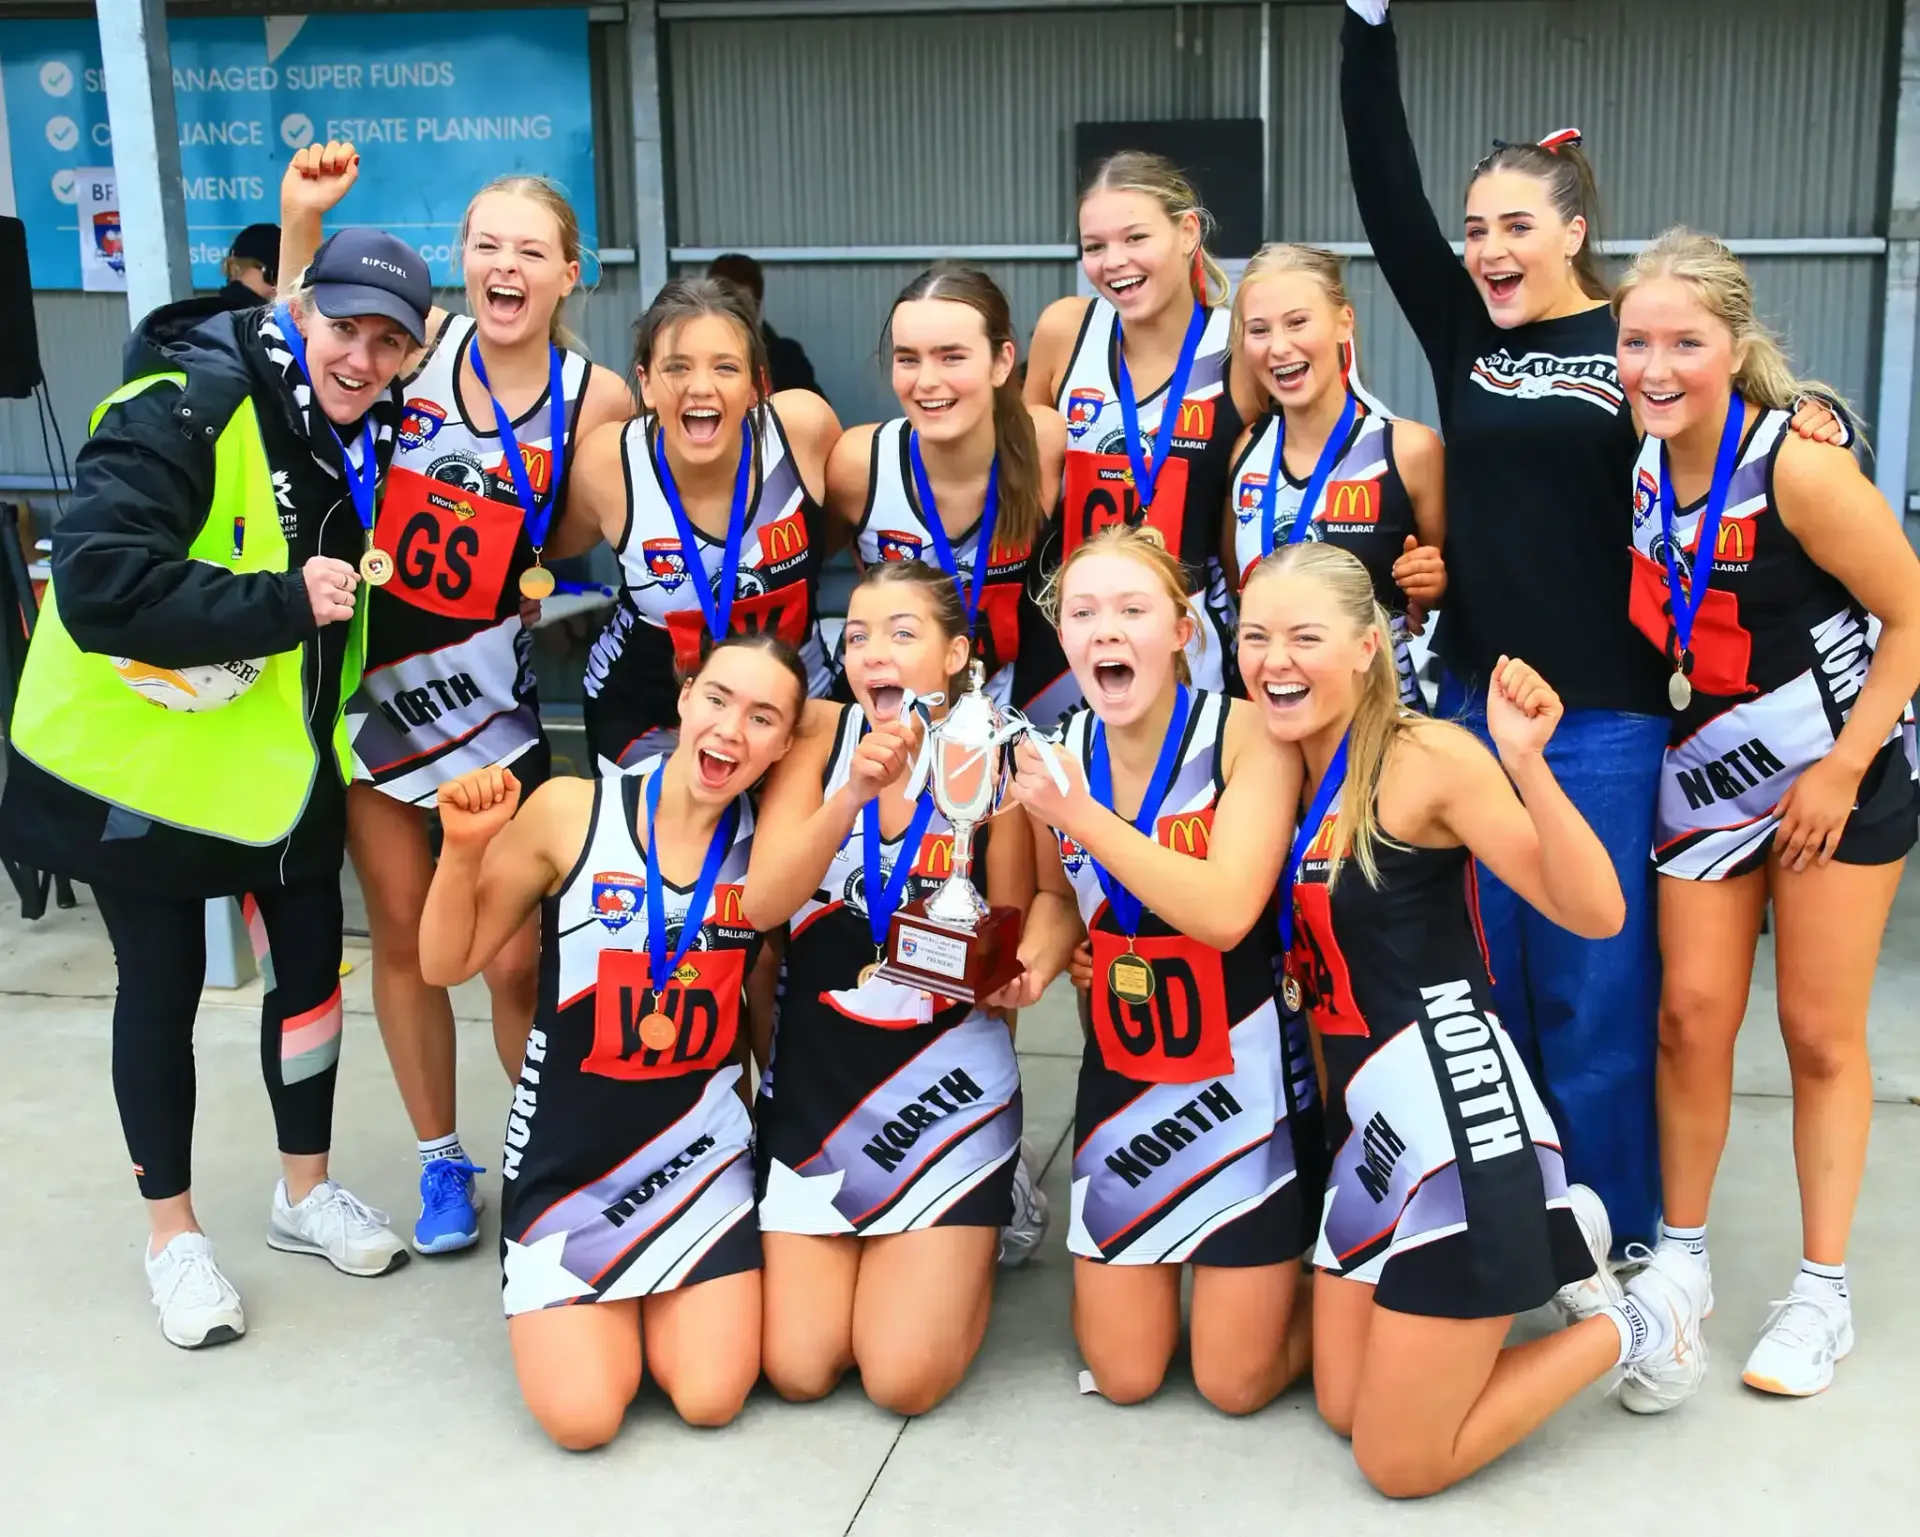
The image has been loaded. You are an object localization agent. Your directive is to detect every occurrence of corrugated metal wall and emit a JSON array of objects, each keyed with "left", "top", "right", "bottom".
[{"left": 4, "top": 1, "right": 1905, "bottom": 489}]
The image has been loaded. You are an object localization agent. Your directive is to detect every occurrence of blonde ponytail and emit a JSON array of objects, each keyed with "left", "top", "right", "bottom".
[{"left": 1243, "top": 542, "right": 1413, "bottom": 888}]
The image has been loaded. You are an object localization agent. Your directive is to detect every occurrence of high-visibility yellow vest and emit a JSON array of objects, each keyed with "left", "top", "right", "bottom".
[{"left": 10, "top": 374, "right": 364, "bottom": 846}]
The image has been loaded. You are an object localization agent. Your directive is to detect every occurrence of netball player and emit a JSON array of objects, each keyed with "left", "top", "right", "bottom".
[
  {"left": 743, "top": 561, "right": 1027, "bottom": 1416},
  {"left": 1615, "top": 231, "right": 1920, "bottom": 1399},
  {"left": 1238, "top": 541, "right": 1710, "bottom": 1493},
  {"left": 995, "top": 527, "right": 1318, "bottom": 1414},
  {"left": 1339, "top": 0, "right": 1843, "bottom": 1254},
  {"left": 1018, "top": 153, "right": 1265, "bottom": 718},
  {"left": 280, "top": 142, "right": 635, "bottom": 1255},
  {"left": 830, "top": 263, "right": 1067, "bottom": 707},
  {"left": 1226, "top": 243, "right": 1445, "bottom": 709},
  {"left": 576, "top": 278, "right": 842, "bottom": 769},
  {"left": 417, "top": 633, "right": 805, "bottom": 1448}
]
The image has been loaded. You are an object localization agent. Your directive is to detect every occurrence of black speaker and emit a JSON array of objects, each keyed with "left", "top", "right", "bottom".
[{"left": 0, "top": 218, "right": 45, "bottom": 401}]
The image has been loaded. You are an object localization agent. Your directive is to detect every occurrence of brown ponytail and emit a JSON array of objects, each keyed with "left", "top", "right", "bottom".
[{"left": 885, "top": 263, "right": 1045, "bottom": 553}]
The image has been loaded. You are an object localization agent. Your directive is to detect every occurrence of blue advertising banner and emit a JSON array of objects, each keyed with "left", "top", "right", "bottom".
[{"left": 0, "top": 11, "right": 597, "bottom": 290}]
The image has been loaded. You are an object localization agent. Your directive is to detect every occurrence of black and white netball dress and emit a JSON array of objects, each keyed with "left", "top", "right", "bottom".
[
  {"left": 1053, "top": 689, "right": 1313, "bottom": 1266},
  {"left": 1627, "top": 401, "right": 1918, "bottom": 880},
  {"left": 351, "top": 315, "right": 589, "bottom": 800},
  {"left": 754, "top": 704, "right": 1021, "bottom": 1235},
  {"left": 1287, "top": 740, "right": 1592, "bottom": 1317},
  {"left": 499, "top": 761, "right": 760, "bottom": 1312},
  {"left": 1020, "top": 301, "right": 1242, "bottom": 720},
  {"left": 1229, "top": 395, "right": 1426, "bottom": 710},
  {"left": 855, "top": 419, "right": 1032, "bottom": 706},
  {"left": 583, "top": 407, "right": 833, "bottom": 769}
]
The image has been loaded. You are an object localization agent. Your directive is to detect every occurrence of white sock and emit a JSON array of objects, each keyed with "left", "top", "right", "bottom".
[
  {"left": 1603, "top": 1294, "right": 1672, "bottom": 1366},
  {"left": 419, "top": 1134, "right": 466, "bottom": 1168},
  {"left": 1659, "top": 1221, "right": 1707, "bottom": 1258},
  {"left": 1797, "top": 1258, "right": 1848, "bottom": 1302}
]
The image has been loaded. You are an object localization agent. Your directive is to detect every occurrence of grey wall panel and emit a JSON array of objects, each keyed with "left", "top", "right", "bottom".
[
  {"left": 665, "top": 259, "right": 1080, "bottom": 425},
  {"left": 0, "top": 292, "right": 125, "bottom": 485},
  {"left": 1274, "top": 0, "right": 1891, "bottom": 243},
  {"left": 667, "top": 5, "right": 1260, "bottom": 247}
]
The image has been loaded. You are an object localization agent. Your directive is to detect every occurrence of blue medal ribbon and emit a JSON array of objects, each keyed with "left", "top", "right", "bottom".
[
  {"left": 907, "top": 430, "right": 998, "bottom": 627},
  {"left": 653, "top": 422, "right": 753, "bottom": 640},
  {"left": 861, "top": 724, "right": 940, "bottom": 957},
  {"left": 1260, "top": 393, "right": 1360, "bottom": 556},
  {"left": 1659, "top": 390, "right": 1746, "bottom": 669},
  {"left": 643, "top": 761, "right": 740, "bottom": 1009},
  {"left": 274, "top": 303, "right": 377, "bottom": 537},
  {"left": 1114, "top": 304, "right": 1208, "bottom": 515},
  {"left": 1277, "top": 734, "right": 1349, "bottom": 957},
  {"left": 1087, "top": 685, "right": 1193, "bottom": 935},
  {"left": 467, "top": 338, "right": 567, "bottom": 554}
]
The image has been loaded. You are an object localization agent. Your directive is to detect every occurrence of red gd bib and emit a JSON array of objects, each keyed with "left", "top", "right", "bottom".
[
  {"left": 376, "top": 467, "right": 521, "bottom": 622},
  {"left": 1061, "top": 451, "right": 1191, "bottom": 560},
  {"left": 1627, "top": 550, "right": 1754, "bottom": 698},
  {"left": 661, "top": 578, "right": 812, "bottom": 676},
  {"left": 585, "top": 946, "right": 746, "bottom": 1081},
  {"left": 1288, "top": 881, "right": 1366, "bottom": 1039},
  {"left": 1089, "top": 928, "right": 1234, "bottom": 1084}
]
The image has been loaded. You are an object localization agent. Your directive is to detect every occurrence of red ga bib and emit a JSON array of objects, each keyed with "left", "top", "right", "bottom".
[{"left": 584, "top": 947, "right": 746, "bottom": 1081}]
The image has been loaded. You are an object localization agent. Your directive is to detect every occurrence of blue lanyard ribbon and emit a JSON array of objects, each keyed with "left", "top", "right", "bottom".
[
  {"left": 1278, "top": 734, "right": 1350, "bottom": 955},
  {"left": 274, "top": 303, "right": 377, "bottom": 536},
  {"left": 467, "top": 337, "right": 567, "bottom": 553},
  {"left": 1659, "top": 390, "right": 1746, "bottom": 663},
  {"left": 653, "top": 422, "right": 753, "bottom": 639},
  {"left": 860, "top": 726, "right": 940, "bottom": 954},
  {"left": 643, "top": 762, "right": 740, "bottom": 1004},
  {"left": 1087, "top": 685, "right": 1193, "bottom": 935},
  {"left": 1114, "top": 304, "right": 1207, "bottom": 514},
  {"left": 1261, "top": 393, "right": 1360, "bottom": 555},
  {"left": 907, "top": 430, "right": 998, "bottom": 627}
]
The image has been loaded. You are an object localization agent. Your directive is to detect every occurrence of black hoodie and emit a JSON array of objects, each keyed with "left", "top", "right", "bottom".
[{"left": 1, "top": 298, "right": 392, "bottom": 897}]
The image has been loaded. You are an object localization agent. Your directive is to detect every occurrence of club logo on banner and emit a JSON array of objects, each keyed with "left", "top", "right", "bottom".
[{"left": 0, "top": 10, "right": 599, "bottom": 289}]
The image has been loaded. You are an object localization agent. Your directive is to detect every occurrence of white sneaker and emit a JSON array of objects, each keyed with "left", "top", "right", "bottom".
[
  {"left": 145, "top": 1232, "right": 246, "bottom": 1349},
  {"left": 1647, "top": 1236, "right": 1715, "bottom": 1317},
  {"left": 1553, "top": 1183, "right": 1624, "bottom": 1322},
  {"left": 998, "top": 1140, "right": 1050, "bottom": 1267},
  {"left": 1742, "top": 1277, "right": 1854, "bottom": 1397},
  {"left": 268, "top": 1179, "right": 410, "bottom": 1277},
  {"left": 1617, "top": 1243, "right": 1712, "bottom": 1415}
]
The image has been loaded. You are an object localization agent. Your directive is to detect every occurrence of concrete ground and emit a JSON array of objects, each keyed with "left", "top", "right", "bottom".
[{"left": 2, "top": 872, "right": 1917, "bottom": 1537}]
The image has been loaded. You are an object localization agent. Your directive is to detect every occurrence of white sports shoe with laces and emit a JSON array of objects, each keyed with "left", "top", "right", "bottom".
[
  {"left": 1553, "top": 1183, "right": 1624, "bottom": 1322},
  {"left": 1742, "top": 1276, "right": 1853, "bottom": 1397},
  {"left": 998, "top": 1140, "right": 1051, "bottom": 1267},
  {"left": 1617, "top": 1243, "right": 1712, "bottom": 1414},
  {"left": 268, "top": 1179, "right": 409, "bottom": 1277},
  {"left": 145, "top": 1231, "right": 246, "bottom": 1349}
]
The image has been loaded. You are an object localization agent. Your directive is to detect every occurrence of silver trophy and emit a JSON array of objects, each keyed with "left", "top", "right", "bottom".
[{"left": 881, "top": 662, "right": 1066, "bottom": 1000}]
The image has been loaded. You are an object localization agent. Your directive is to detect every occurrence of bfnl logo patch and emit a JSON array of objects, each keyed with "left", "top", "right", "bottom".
[
  {"left": 644, "top": 538, "right": 688, "bottom": 591},
  {"left": 1066, "top": 387, "right": 1105, "bottom": 438},
  {"left": 590, "top": 872, "right": 645, "bottom": 931},
  {"left": 1058, "top": 835, "right": 1089, "bottom": 875},
  {"left": 1633, "top": 467, "right": 1660, "bottom": 529},
  {"left": 1470, "top": 351, "right": 1624, "bottom": 415},
  {"left": 398, "top": 399, "right": 446, "bottom": 452}
]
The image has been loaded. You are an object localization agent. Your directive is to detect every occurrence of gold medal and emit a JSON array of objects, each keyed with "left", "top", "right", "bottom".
[
  {"left": 519, "top": 562, "right": 556, "bottom": 601},
  {"left": 1668, "top": 668, "right": 1693, "bottom": 712},
  {"left": 639, "top": 1010, "right": 678, "bottom": 1052},
  {"left": 857, "top": 962, "right": 881, "bottom": 988},
  {"left": 1281, "top": 972, "right": 1304, "bottom": 1014},
  {"left": 1108, "top": 952, "right": 1156, "bottom": 1007},
  {"left": 359, "top": 547, "right": 394, "bottom": 587}
]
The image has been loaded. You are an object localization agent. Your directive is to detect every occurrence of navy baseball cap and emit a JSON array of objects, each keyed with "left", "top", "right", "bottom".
[
  {"left": 228, "top": 222, "right": 281, "bottom": 283},
  {"left": 307, "top": 229, "right": 431, "bottom": 343}
]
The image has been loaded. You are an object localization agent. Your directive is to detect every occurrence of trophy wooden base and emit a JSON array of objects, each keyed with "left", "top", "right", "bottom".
[{"left": 874, "top": 900, "right": 1024, "bottom": 1005}]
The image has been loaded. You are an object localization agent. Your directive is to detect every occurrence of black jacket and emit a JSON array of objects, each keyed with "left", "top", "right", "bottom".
[{"left": 1, "top": 299, "right": 385, "bottom": 897}]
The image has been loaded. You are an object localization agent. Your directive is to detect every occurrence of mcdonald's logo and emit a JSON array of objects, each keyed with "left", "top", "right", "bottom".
[
  {"left": 914, "top": 834, "right": 956, "bottom": 880},
  {"left": 762, "top": 512, "right": 808, "bottom": 564},
  {"left": 1713, "top": 518, "right": 1753, "bottom": 563},
  {"left": 490, "top": 444, "right": 552, "bottom": 496},
  {"left": 711, "top": 883, "right": 748, "bottom": 927},
  {"left": 1156, "top": 808, "right": 1214, "bottom": 858},
  {"left": 1304, "top": 814, "right": 1339, "bottom": 863},
  {"left": 1322, "top": 480, "right": 1379, "bottom": 526},
  {"left": 1171, "top": 398, "right": 1215, "bottom": 442}
]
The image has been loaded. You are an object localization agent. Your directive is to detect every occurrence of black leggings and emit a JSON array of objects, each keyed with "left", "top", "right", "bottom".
[{"left": 94, "top": 879, "right": 345, "bottom": 1201}]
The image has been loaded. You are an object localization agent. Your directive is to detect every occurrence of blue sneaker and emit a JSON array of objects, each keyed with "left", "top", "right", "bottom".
[{"left": 413, "top": 1158, "right": 485, "bottom": 1255}]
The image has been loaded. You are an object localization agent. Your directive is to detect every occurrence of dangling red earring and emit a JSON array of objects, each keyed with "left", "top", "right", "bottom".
[{"left": 1190, "top": 247, "right": 1206, "bottom": 302}]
